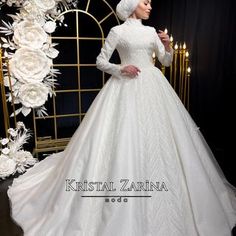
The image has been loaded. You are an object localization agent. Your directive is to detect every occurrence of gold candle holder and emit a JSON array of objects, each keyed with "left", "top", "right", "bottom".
[
  {"left": 185, "top": 51, "right": 189, "bottom": 82},
  {"left": 161, "top": 28, "right": 169, "bottom": 75},
  {"left": 173, "top": 43, "right": 178, "bottom": 90},
  {"left": 161, "top": 64, "right": 166, "bottom": 75},
  {"left": 187, "top": 67, "right": 191, "bottom": 110},
  {"left": 181, "top": 42, "right": 186, "bottom": 100},
  {"left": 170, "top": 35, "right": 173, "bottom": 85},
  {"left": 179, "top": 43, "right": 183, "bottom": 97},
  {"left": 152, "top": 30, "right": 191, "bottom": 111},
  {"left": 168, "top": 40, "right": 191, "bottom": 111},
  {"left": 183, "top": 51, "right": 189, "bottom": 107}
]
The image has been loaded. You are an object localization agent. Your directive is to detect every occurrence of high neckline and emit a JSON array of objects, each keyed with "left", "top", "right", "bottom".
[{"left": 124, "top": 18, "right": 143, "bottom": 26}]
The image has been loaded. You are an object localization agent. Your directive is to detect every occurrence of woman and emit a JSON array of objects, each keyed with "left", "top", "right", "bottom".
[{"left": 8, "top": 0, "right": 236, "bottom": 235}]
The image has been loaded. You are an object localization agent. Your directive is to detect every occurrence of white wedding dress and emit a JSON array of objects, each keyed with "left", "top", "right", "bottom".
[{"left": 8, "top": 18, "right": 236, "bottom": 236}]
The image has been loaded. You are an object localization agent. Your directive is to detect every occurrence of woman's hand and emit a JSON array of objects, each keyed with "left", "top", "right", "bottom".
[
  {"left": 121, "top": 65, "right": 141, "bottom": 78},
  {"left": 157, "top": 30, "right": 171, "bottom": 52}
]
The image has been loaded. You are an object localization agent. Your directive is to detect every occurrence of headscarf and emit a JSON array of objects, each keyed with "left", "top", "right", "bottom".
[{"left": 116, "top": 0, "right": 140, "bottom": 21}]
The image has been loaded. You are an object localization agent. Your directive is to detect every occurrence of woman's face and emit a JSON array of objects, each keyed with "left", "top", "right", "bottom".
[{"left": 132, "top": 0, "right": 152, "bottom": 20}]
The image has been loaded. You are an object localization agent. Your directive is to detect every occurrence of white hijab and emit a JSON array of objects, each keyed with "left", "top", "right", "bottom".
[{"left": 116, "top": 0, "right": 140, "bottom": 21}]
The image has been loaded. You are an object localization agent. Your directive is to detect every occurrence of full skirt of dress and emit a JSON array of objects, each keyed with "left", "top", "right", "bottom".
[{"left": 7, "top": 67, "right": 236, "bottom": 236}]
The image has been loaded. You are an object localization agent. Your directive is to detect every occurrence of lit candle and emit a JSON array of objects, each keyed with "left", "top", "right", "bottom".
[
  {"left": 152, "top": 52, "right": 156, "bottom": 59},
  {"left": 164, "top": 28, "right": 168, "bottom": 34},
  {"left": 185, "top": 51, "right": 189, "bottom": 57},
  {"left": 183, "top": 43, "right": 186, "bottom": 50},
  {"left": 174, "top": 43, "right": 178, "bottom": 50},
  {"left": 187, "top": 67, "right": 191, "bottom": 73},
  {"left": 170, "top": 35, "right": 173, "bottom": 42}
]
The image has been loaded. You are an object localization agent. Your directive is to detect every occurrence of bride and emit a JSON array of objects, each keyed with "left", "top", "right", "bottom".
[{"left": 7, "top": 0, "right": 236, "bottom": 235}]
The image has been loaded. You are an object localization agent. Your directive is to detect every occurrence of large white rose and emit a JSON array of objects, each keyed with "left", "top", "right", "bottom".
[
  {"left": 13, "top": 20, "right": 48, "bottom": 49},
  {"left": 18, "top": 83, "right": 49, "bottom": 108},
  {"left": 12, "top": 150, "right": 35, "bottom": 165},
  {"left": 0, "top": 155, "right": 16, "bottom": 179},
  {"left": 32, "top": 0, "right": 56, "bottom": 11},
  {"left": 9, "top": 47, "right": 52, "bottom": 83}
]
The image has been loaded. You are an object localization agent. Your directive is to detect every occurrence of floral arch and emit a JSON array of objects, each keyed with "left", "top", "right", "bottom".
[{"left": 0, "top": 0, "right": 120, "bottom": 178}]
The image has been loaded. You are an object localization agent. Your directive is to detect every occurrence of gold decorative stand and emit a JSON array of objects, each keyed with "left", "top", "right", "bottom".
[
  {"left": 154, "top": 31, "right": 191, "bottom": 111},
  {"left": 33, "top": 2, "right": 120, "bottom": 156},
  {"left": 0, "top": 48, "right": 11, "bottom": 137}
]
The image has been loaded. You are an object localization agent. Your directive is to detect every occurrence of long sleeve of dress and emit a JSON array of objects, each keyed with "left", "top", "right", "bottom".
[
  {"left": 96, "top": 27, "right": 122, "bottom": 79},
  {"left": 153, "top": 28, "right": 174, "bottom": 67}
]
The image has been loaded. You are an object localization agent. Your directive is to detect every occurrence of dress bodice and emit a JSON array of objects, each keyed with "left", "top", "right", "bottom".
[
  {"left": 96, "top": 18, "right": 173, "bottom": 79},
  {"left": 116, "top": 18, "right": 156, "bottom": 68}
]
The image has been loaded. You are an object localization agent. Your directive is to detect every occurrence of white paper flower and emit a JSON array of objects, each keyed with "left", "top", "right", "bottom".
[
  {"left": 13, "top": 152, "right": 26, "bottom": 163},
  {"left": 22, "top": 1, "right": 40, "bottom": 15},
  {"left": 22, "top": 1, "right": 35, "bottom": 12},
  {"left": 18, "top": 82, "right": 49, "bottom": 108},
  {"left": 1, "top": 0, "right": 77, "bottom": 117},
  {"left": 9, "top": 47, "right": 52, "bottom": 83},
  {"left": 45, "top": 47, "right": 59, "bottom": 59},
  {"left": 1, "top": 138, "right": 9, "bottom": 146},
  {"left": 43, "top": 21, "right": 56, "bottom": 33},
  {"left": 13, "top": 151, "right": 37, "bottom": 174},
  {"left": 8, "top": 128, "right": 18, "bottom": 137},
  {"left": 32, "top": 0, "right": 56, "bottom": 12},
  {"left": 0, "top": 156, "right": 16, "bottom": 179},
  {"left": 3, "top": 0, "right": 25, "bottom": 7},
  {"left": 13, "top": 150, "right": 29, "bottom": 163},
  {"left": 20, "top": 2, "right": 46, "bottom": 26},
  {"left": 2, "top": 148, "right": 10, "bottom": 155},
  {"left": 16, "top": 121, "right": 26, "bottom": 129},
  {"left": 13, "top": 20, "right": 48, "bottom": 49},
  {"left": 0, "top": 154, "right": 8, "bottom": 159}
]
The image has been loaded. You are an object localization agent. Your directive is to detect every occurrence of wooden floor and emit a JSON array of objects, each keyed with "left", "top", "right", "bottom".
[{"left": 0, "top": 175, "right": 235, "bottom": 236}]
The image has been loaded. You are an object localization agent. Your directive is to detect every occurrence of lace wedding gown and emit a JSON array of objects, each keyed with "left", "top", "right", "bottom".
[{"left": 8, "top": 18, "right": 236, "bottom": 236}]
